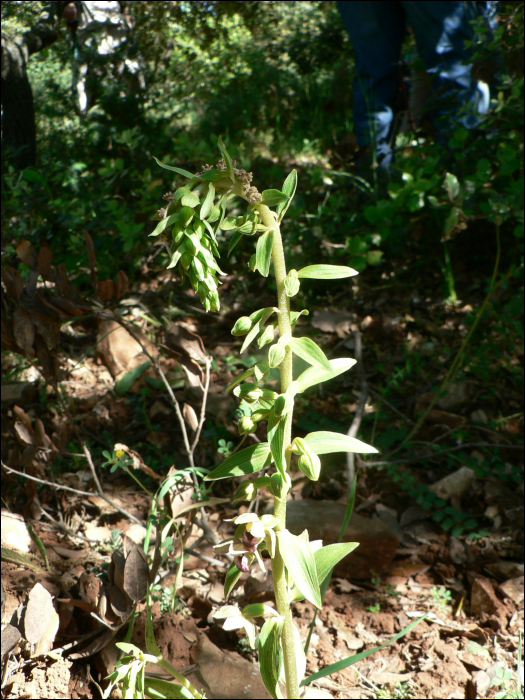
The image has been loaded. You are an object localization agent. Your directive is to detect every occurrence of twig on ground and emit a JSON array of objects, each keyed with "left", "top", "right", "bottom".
[
  {"left": 346, "top": 329, "right": 368, "bottom": 494},
  {"left": 2, "top": 461, "right": 144, "bottom": 527}
]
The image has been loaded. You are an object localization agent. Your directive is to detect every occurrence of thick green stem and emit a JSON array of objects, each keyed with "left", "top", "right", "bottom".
[{"left": 256, "top": 203, "right": 299, "bottom": 699}]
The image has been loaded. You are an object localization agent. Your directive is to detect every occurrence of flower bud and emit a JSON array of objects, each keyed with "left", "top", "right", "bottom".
[
  {"left": 291, "top": 437, "right": 308, "bottom": 456},
  {"left": 232, "top": 316, "right": 253, "bottom": 336},
  {"left": 284, "top": 269, "right": 300, "bottom": 297},
  {"left": 238, "top": 416, "right": 256, "bottom": 435},
  {"left": 232, "top": 479, "right": 257, "bottom": 503},
  {"left": 298, "top": 451, "right": 321, "bottom": 481}
]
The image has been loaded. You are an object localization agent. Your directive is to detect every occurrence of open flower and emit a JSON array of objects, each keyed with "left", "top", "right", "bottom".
[
  {"left": 213, "top": 603, "right": 280, "bottom": 649},
  {"left": 214, "top": 513, "right": 278, "bottom": 574}
]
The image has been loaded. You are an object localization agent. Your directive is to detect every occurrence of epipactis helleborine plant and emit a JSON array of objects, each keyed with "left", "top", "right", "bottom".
[{"left": 149, "top": 138, "right": 378, "bottom": 699}]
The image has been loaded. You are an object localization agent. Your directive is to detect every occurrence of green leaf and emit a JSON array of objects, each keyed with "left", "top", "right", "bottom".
[
  {"left": 200, "top": 169, "right": 223, "bottom": 181},
  {"left": 220, "top": 216, "right": 238, "bottom": 231},
  {"left": 149, "top": 213, "right": 179, "bottom": 237},
  {"left": 180, "top": 191, "right": 200, "bottom": 208},
  {"left": 304, "top": 431, "right": 378, "bottom": 455},
  {"left": 297, "top": 265, "right": 358, "bottom": 280},
  {"left": 218, "top": 136, "right": 235, "bottom": 180},
  {"left": 143, "top": 678, "right": 195, "bottom": 699},
  {"left": 315, "top": 542, "right": 359, "bottom": 588},
  {"left": 240, "top": 321, "right": 261, "bottom": 354},
  {"left": 289, "top": 337, "right": 331, "bottom": 371},
  {"left": 115, "top": 361, "right": 151, "bottom": 396},
  {"left": 261, "top": 189, "right": 289, "bottom": 206},
  {"left": 256, "top": 230, "right": 274, "bottom": 277},
  {"left": 295, "top": 358, "right": 357, "bottom": 393},
  {"left": 152, "top": 156, "right": 196, "bottom": 180},
  {"left": 268, "top": 410, "right": 286, "bottom": 477},
  {"left": 228, "top": 229, "right": 244, "bottom": 256},
  {"left": 290, "top": 309, "right": 309, "bottom": 329},
  {"left": 224, "top": 562, "right": 243, "bottom": 599},
  {"left": 277, "top": 169, "right": 297, "bottom": 222},
  {"left": 204, "top": 443, "right": 272, "bottom": 480},
  {"left": 178, "top": 206, "right": 194, "bottom": 227},
  {"left": 259, "top": 617, "right": 284, "bottom": 699},
  {"left": 284, "top": 269, "right": 300, "bottom": 297},
  {"left": 444, "top": 172, "right": 460, "bottom": 201},
  {"left": 225, "top": 366, "right": 256, "bottom": 393},
  {"left": 302, "top": 616, "right": 427, "bottom": 687},
  {"left": 199, "top": 182, "right": 215, "bottom": 220},
  {"left": 167, "top": 249, "right": 182, "bottom": 269},
  {"left": 277, "top": 529, "right": 322, "bottom": 609}
]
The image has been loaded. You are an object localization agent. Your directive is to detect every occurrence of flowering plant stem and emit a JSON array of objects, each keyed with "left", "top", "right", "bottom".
[
  {"left": 256, "top": 203, "right": 299, "bottom": 697},
  {"left": 147, "top": 137, "right": 378, "bottom": 699}
]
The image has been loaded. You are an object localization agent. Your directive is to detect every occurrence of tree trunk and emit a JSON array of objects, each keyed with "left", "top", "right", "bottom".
[{"left": 1, "top": 3, "right": 60, "bottom": 169}]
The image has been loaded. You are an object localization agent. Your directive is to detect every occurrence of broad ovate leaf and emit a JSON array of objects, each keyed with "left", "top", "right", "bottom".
[
  {"left": 304, "top": 431, "right": 378, "bottom": 455},
  {"left": 295, "top": 358, "right": 357, "bottom": 393},
  {"left": 289, "top": 337, "right": 331, "bottom": 371},
  {"left": 204, "top": 443, "right": 272, "bottom": 481},
  {"left": 261, "top": 189, "right": 289, "bottom": 206},
  {"left": 277, "top": 529, "right": 321, "bottom": 609},
  {"left": 314, "top": 542, "right": 360, "bottom": 587},
  {"left": 297, "top": 265, "right": 358, "bottom": 280},
  {"left": 256, "top": 229, "right": 274, "bottom": 277}
]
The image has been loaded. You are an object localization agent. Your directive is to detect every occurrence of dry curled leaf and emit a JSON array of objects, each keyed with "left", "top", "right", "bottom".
[
  {"left": 37, "top": 244, "right": 53, "bottom": 277},
  {"left": 99, "top": 279, "right": 115, "bottom": 301},
  {"left": 183, "top": 403, "right": 199, "bottom": 431},
  {"left": 16, "top": 239, "right": 38, "bottom": 268},
  {"left": 115, "top": 270, "right": 128, "bottom": 300},
  {"left": 13, "top": 308, "right": 35, "bottom": 350}
]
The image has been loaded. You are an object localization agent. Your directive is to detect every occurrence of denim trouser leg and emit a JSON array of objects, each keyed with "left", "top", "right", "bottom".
[
  {"left": 337, "top": 1, "right": 406, "bottom": 168},
  {"left": 337, "top": 1, "right": 493, "bottom": 167}
]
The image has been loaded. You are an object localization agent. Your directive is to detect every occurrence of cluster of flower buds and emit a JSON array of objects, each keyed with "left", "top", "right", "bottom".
[
  {"left": 233, "top": 382, "right": 277, "bottom": 434},
  {"left": 214, "top": 513, "right": 278, "bottom": 573},
  {"left": 150, "top": 182, "right": 226, "bottom": 312}
]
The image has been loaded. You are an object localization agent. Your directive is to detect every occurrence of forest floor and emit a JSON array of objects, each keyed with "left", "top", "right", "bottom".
[{"left": 1, "top": 245, "right": 523, "bottom": 699}]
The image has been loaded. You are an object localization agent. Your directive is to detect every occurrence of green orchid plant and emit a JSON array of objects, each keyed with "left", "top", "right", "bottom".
[{"left": 115, "top": 138, "right": 379, "bottom": 699}]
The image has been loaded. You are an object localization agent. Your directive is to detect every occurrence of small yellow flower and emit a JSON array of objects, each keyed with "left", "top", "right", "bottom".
[{"left": 115, "top": 449, "right": 125, "bottom": 459}]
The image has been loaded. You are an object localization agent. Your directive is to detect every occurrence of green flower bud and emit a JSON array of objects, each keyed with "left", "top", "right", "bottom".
[
  {"left": 238, "top": 416, "right": 256, "bottom": 435},
  {"left": 268, "top": 342, "right": 286, "bottom": 368},
  {"left": 232, "top": 479, "right": 257, "bottom": 503},
  {"left": 258, "top": 324, "right": 276, "bottom": 348},
  {"left": 232, "top": 316, "right": 253, "bottom": 336},
  {"left": 298, "top": 451, "right": 321, "bottom": 481},
  {"left": 291, "top": 437, "right": 308, "bottom": 455}
]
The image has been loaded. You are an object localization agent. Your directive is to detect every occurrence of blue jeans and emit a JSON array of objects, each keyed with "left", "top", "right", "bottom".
[{"left": 337, "top": 1, "right": 496, "bottom": 168}]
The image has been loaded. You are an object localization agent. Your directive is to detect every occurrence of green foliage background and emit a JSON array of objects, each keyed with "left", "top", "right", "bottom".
[{"left": 1, "top": 1, "right": 523, "bottom": 535}]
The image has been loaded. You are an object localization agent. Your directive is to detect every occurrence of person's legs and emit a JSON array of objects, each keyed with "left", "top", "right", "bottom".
[
  {"left": 402, "top": 1, "right": 493, "bottom": 136},
  {"left": 337, "top": 1, "right": 406, "bottom": 169}
]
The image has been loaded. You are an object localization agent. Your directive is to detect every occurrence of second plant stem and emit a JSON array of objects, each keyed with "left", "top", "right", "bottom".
[{"left": 256, "top": 203, "right": 299, "bottom": 699}]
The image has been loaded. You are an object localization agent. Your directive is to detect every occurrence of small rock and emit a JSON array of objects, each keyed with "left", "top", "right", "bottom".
[
  {"left": 470, "top": 576, "right": 500, "bottom": 617},
  {"left": 485, "top": 561, "right": 524, "bottom": 581},
  {"left": 84, "top": 526, "right": 112, "bottom": 542},
  {"left": 1, "top": 511, "right": 32, "bottom": 553},
  {"left": 428, "top": 466, "right": 475, "bottom": 501},
  {"left": 190, "top": 630, "right": 271, "bottom": 698},
  {"left": 472, "top": 669, "right": 491, "bottom": 696},
  {"left": 449, "top": 537, "right": 468, "bottom": 565},
  {"left": 470, "top": 409, "right": 488, "bottom": 424},
  {"left": 285, "top": 500, "right": 398, "bottom": 579},
  {"left": 498, "top": 576, "right": 524, "bottom": 605},
  {"left": 1, "top": 382, "right": 37, "bottom": 406}
]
